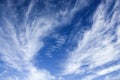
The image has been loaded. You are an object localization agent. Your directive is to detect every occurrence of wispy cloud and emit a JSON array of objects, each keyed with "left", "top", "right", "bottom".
[
  {"left": 63, "top": 0, "right": 120, "bottom": 79},
  {"left": 0, "top": 14, "right": 56, "bottom": 80},
  {"left": 83, "top": 64, "right": 120, "bottom": 80},
  {"left": 0, "top": 0, "right": 89, "bottom": 80}
]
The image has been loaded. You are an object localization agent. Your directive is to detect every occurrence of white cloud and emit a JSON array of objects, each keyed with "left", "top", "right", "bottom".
[
  {"left": 0, "top": 0, "right": 89, "bottom": 80},
  {"left": 0, "top": 16, "right": 56, "bottom": 80},
  {"left": 63, "top": 0, "right": 120, "bottom": 79},
  {"left": 0, "top": 3, "right": 57, "bottom": 80},
  {"left": 83, "top": 64, "right": 120, "bottom": 80},
  {"left": 25, "top": 65, "right": 55, "bottom": 80},
  {"left": 56, "top": 0, "right": 89, "bottom": 25},
  {"left": 96, "top": 64, "right": 120, "bottom": 76}
]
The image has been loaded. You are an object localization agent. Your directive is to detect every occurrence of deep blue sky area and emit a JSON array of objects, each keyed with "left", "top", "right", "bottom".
[
  {"left": 34, "top": 0, "right": 102, "bottom": 75},
  {"left": 0, "top": 0, "right": 120, "bottom": 80}
]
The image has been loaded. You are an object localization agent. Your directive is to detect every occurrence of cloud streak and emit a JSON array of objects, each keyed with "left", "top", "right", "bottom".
[
  {"left": 63, "top": 0, "right": 120, "bottom": 79},
  {"left": 0, "top": 0, "right": 89, "bottom": 80},
  {"left": 1, "top": 0, "right": 119, "bottom": 80}
]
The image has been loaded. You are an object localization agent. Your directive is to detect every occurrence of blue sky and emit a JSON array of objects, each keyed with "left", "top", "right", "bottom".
[{"left": 0, "top": 0, "right": 120, "bottom": 80}]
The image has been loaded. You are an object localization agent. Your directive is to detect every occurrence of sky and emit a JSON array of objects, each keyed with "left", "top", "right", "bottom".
[{"left": 0, "top": 0, "right": 120, "bottom": 80}]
